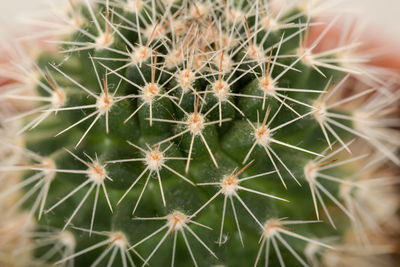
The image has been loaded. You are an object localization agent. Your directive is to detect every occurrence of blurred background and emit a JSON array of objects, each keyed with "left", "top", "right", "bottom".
[{"left": 1, "top": 0, "right": 400, "bottom": 44}]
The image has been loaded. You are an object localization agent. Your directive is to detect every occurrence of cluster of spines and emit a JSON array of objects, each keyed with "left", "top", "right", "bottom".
[{"left": 0, "top": 0, "right": 399, "bottom": 266}]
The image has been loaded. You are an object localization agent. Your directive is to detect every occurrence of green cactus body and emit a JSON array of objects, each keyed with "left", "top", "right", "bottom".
[{"left": 1, "top": 0, "right": 399, "bottom": 266}]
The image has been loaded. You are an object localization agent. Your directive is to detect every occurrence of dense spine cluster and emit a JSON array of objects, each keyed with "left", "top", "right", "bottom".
[{"left": 0, "top": 0, "right": 399, "bottom": 266}]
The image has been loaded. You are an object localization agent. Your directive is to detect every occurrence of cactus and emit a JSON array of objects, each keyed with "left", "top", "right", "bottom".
[{"left": 1, "top": 0, "right": 399, "bottom": 266}]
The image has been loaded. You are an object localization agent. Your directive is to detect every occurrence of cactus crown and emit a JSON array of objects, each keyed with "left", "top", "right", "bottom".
[{"left": 1, "top": 0, "right": 399, "bottom": 266}]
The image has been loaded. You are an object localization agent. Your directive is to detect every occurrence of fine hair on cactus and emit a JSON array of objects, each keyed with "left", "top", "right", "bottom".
[{"left": 0, "top": 0, "right": 399, "bottom": 266}]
